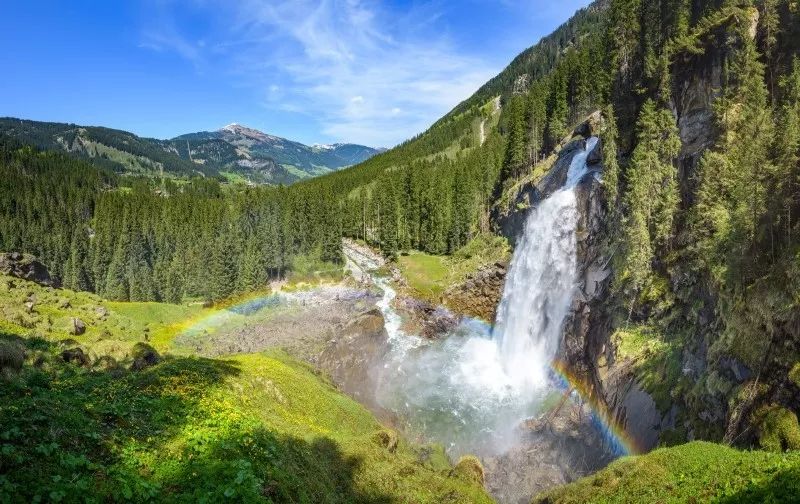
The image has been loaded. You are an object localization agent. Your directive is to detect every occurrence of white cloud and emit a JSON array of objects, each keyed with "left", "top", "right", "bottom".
[{"left": 141, "top": 0, "right": 496, "bottom": 147}]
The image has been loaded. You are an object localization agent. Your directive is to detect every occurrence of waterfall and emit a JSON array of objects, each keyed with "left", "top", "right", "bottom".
[
  {"left": 492, "top": 136, "right": 598, "bottom": 395},
  {"left": 372, "top": 137, "right": 600, "bottom": 457}
]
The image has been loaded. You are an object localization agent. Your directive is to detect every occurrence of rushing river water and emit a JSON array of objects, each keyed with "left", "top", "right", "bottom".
[{"left": 366, "top": 138, "right": 601, "bottom": 458}]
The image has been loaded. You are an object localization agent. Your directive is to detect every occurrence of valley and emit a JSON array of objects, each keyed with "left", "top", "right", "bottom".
[{"left": 2, "top": 0, "right": 800, "bottom": 502}]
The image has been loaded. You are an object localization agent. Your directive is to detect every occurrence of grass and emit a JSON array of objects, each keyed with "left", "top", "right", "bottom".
[
  {"left": 534, "top": 441, "right": 800, "bottom": 503},
  {"left": 0, "top": 275, "right": 491, "bottom": 503},
  {"left": 286, "top": 252, "right": 345, "bottom": 286},
  {"left": 281, "top": 164, "right": 313, "bottom": 180},
  {"left": 0, "top": 275, "right": 202, "bottom": 354},
  {"left": 395, "top": 234, "right": 510, "bottom": 304},
  {"left": 105, "top": 302, "right": 202, "bottom": 351}
]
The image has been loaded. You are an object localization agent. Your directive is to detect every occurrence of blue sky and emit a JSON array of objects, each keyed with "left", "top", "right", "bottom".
[{"left": 0, "top": 1, "right": 590, "bottom": 147}]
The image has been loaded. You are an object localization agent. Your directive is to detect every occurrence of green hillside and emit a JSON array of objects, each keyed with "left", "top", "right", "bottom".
[
  {"left": 534, "top": 442, "right": 800, "bottom": 503},
  {"left": 0, "top": 118, "right": 381, "bottom": 185},
  {"left": 0, "top": 274, "right": 491, "bottom": 503}
]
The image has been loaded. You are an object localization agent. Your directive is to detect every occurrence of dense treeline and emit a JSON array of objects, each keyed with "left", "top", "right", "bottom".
[
  {"left": 293, "top": 1, "right": 612, "bottom": 258},
  {"left": 2, "top": 0, "right": 799, "bottom": 349},
  {"left": 0, "top": 140, "right": 341, "bottom": 302}
]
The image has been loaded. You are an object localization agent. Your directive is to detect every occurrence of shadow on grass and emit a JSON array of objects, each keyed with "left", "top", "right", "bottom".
[
  {"left": 161, "top": 427, "right": 393, "bottom": 503},
  {"left": 0, "top": 332, "right": 393, "bottom": 503},
  {"left": 716, "top": 465, "right": 800, "bottom": 504}
]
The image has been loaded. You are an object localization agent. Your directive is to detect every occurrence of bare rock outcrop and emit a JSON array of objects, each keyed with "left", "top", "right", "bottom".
[
  {"left": 442, "top": 262, "right": 507, "bottom": 323},
  {"left": 0, "top": 252, "right": 58, "bottom": 287}
]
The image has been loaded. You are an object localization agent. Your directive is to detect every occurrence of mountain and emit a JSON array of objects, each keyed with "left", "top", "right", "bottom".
[
  {"left": 0, "top": 118, "right": 382, "bottom": 184},
  {"left": 295, "top": 0, "right": 800, "bottom": 473},
  {"left": 172, "top": 123, "right": 384, "bottom": 183}
]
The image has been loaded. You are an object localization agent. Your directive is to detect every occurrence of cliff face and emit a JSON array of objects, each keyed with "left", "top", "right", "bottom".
[{"left": 492, "top": 11, "right": 778, "bottom": 452}]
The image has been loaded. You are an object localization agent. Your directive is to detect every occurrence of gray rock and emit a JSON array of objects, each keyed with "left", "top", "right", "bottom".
[
  {"left": 130, "top": 342, "right": 160, "bottom": 371},
  {"left": 0, "top": 253, "right": 57, "bottom": 287},
  {"left": 586, "top": 138, "right": 603, "bottom": 165},
  {"left": 70, "top": 318, "right": 86, "bottom": 336}
]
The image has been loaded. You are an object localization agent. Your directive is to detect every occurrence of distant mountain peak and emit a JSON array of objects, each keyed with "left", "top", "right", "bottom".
[
  {"left": 219, "top": 123, "right": 281, "bottom": 143},
  {"left": 312, "top": 143, "right": 340, "bottom": 151}
]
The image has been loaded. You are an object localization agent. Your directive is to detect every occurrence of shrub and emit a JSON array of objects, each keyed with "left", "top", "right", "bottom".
[{"left": 789, "top": 363, "right": 800, "bottom": 388}]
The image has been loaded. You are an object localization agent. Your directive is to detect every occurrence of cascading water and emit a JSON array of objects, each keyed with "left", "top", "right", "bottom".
[
  {"left": 372, "top": 137, "right": 600, "bottom": 457},
  {"left": 493, "top": 136, "right": 599, "bottom": 395}
]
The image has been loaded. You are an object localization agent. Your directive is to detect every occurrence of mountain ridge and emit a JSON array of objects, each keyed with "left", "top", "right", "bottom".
[{"left": 0, "top": 117, "right": 382, "bottom": 184}]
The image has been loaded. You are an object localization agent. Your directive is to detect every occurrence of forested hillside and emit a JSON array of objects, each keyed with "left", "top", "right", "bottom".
[
  {"left": 0, "top": 118, "right": 381, "bottom": 185},
  {"left": 0, "top": 137, "right": 342, "bottom": 304},
  {"left": 1, "top": 0, "right": 799, "bottom": 456},
  {"left": 297, "top": 0, "right": 800, "bottom": 454}
]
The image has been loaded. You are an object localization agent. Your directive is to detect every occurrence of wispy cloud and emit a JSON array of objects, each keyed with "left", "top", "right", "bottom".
[{"left": 139, "top": 0, "right": 496, "bottom": 146}]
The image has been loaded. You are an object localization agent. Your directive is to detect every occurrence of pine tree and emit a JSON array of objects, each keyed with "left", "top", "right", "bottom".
[
  {"left": 502, "top": 96, "right": 528, "bottom": 179},
  {"left": 65, "top": 228, "right": 91, "bottom": 292},
  {"left": 208, "top": 231, "right": 236, "bottom": 302},
  {"left": 618, "top": 99, "right": 680, "bottom": 292},
  {"left": 238, "top": 237, "right": 267, "bottom": 293},
  {"left": 104, "top": 239, "right": 129, "bottom": 301}
]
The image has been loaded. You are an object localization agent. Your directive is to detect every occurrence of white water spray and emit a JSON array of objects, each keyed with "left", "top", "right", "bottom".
[
  {"left": 371, "top": 138, "right": 600, "bottom": 456},
  {"left": 492, "top": 136, "right": 599, "bottom": 395}
]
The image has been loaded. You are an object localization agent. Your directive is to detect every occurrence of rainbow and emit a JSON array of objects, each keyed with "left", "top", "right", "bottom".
[
  {"left": 169, "top": 290, "right": 284, "bottom": 341},
  {"left": 549, "top": 359, "right": 643, "bottom": 456},
  {"left": 166, "top": 289, "right": 644, "bottom": 459},
  {"left": 168, "top": 287, "right": 372, "bottom": 341}
]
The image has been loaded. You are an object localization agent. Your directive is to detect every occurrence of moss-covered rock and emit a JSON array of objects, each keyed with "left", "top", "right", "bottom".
[
  {"left": 789, "top": 363, "right": 800, "bottom": 388},
  {"left": 451, "top": 455, "right": 485, "bottom": 486},
  {"left": 0, "top": 338, "right": 26, "bottom": 378},
  {"left": 130, "top": 342, "right": 160, "bottom": 371},
  {"left": 372, "top": 429, "right": 398, "bottom": 453},
  {"left": 753, "top": 404, "right": 800, "bottom": 452}
]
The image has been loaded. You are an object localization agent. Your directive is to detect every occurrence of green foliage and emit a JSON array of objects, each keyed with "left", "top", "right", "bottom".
[
  {"left": 0, "top": 276, "right": 489, "bottom": 502},
  {"left": 0, "top": 145, "right": 343, "bottom": 304},
  {"left": 753, "top": 404, "right": 800, "bottom": 452},
  {"left": 534, "top": 442, "right": 800, "bottom": 504},
  {"left": 0, "top": 325, "right": 491, "bottom": 503},
  {"left": 612, "top": 324, "right": 683, "bottom": 413},
  {"left": 617, "top": 100, "right": 681, "bottom": 293},
  {"left": 790, "top": 363, "right": 800, "bottom": 388},
  {"left": 396, "top": 234, "right": 510, "bottom": 304},
  {"left": 601, "top": 104, "right": 620, "bottom": 208}
]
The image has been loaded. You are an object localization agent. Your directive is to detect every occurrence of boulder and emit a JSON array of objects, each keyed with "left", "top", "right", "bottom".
[
  {"left": 0, "top": 339, "right": 26, "bottom": 377},
  {"left": 586, "top": 138, "right": 603, "bottom": 165},
  {"left": 61, "top": 347, "right": 89, "bottom": 366},
  {"left": 0, "top": 253, "right": 58, "bottom": 287},
  {"left": 372, "top": 429, "right": 398, "bottom": 453},
  {"left": 573, "top": 110, "right": 603, "bottom": 138},
  {"left": 70, "top": 318, "right": 86, "bottom": 336},
  {"left": 443, "top": 262, "right": 507, "bottom": 322},
  {"left": 130, "top": 342, "right": 160, "bottom": 371},
  {"left": 451, "top": 456, "right": 485, "bottom": 486}
]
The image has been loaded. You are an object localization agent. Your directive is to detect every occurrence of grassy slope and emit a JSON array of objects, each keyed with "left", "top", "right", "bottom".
[
  {"left": 0, "top": 276, "right": 491, "bottom": 503},
  {"left": 534, "top": 442, "right": 800, "bottom": 504},
  {"left": 395, "top": 234, "right": 510, "bottom": 304}
]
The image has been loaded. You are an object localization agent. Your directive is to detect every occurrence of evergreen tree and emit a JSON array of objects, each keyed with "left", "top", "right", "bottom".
[
  {"left": 238, "top": 237, "right": 267, "bottom": 293},
  {"left": 618, "top": 100, "right": 681, "bottom": 292}
]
